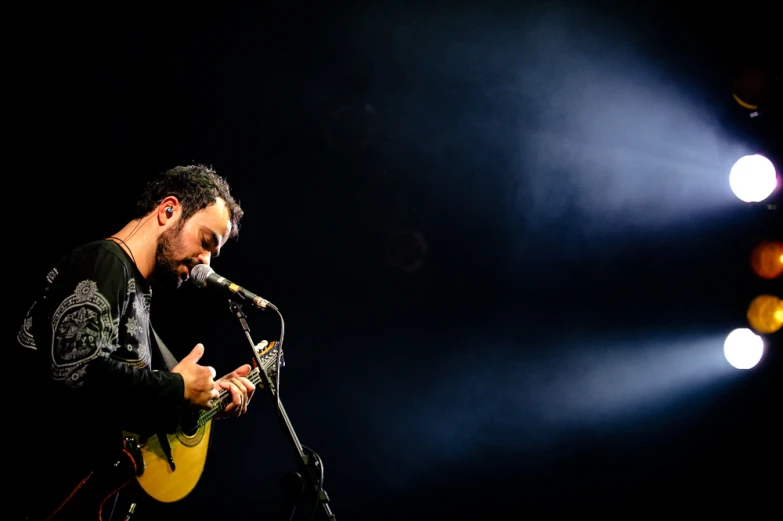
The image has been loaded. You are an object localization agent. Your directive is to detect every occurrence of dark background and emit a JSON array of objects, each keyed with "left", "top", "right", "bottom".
[{"left": 5, "top": 1, "right": 782, "bottom": 519}]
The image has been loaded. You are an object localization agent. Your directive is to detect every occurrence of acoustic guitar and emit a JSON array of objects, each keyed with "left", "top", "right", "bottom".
[
  {"left": 131, "top": 340, "right": 279, "bottom": 503},
  {"left": 44, "top": 340, "right": 279, "bottom": 521}
]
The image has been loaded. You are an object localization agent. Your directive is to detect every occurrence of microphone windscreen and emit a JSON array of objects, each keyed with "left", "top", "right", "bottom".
[{"left": 190, "top": 264, "right": 213, "bottom": 287}]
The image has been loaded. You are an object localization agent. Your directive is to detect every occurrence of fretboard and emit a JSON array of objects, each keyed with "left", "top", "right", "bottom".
[{"left": 193, "top": 351, "right": 277, "bottom": 426}]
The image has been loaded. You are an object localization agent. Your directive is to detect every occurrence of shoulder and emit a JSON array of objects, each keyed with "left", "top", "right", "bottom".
[
  {"left": 59, "top": 240, "right": 133, "bottom": 274},
  {"left": 69, "top": 239, "right": 131, "bottom": 265},
  {"left": 49, "top": 240, "right": 133, "bottom": 293}
]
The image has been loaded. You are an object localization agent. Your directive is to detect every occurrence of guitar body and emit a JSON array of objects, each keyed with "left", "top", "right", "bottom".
[
  {"left": 124, "top": 418, "right": 213, "bottom": 503},
  {"left": 127, "top": 340, "right": 275, "bottom": 506}
]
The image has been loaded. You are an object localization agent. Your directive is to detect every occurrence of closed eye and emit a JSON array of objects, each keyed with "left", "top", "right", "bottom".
[{"left": 203, "top": 232, "right": 220, "bottom": 259}]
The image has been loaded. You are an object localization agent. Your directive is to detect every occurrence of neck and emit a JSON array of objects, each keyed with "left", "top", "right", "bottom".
[
  {"left": 196, "top": 344, "right": 279, "bottom": 426},
  {"left": 108, "top": 218, "right": 158, "bottom": 279}
]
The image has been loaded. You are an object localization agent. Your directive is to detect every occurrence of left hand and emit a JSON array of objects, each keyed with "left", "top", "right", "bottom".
[{"left": 214, "top": 364, "right": 256, "bottom": 418}]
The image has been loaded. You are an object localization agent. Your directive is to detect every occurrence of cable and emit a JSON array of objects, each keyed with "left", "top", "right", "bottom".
[
  {"left": 302, "top": 444, "right": 325, "bottom": 521},
  {"left": 272, "top": 306, "right": 285, "bottom": 406}
]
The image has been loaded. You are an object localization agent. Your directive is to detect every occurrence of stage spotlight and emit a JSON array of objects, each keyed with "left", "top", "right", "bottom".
[
  {"left": 747, "top": 294, "right": 783, "bottom": 334},
  {"left": 729, "top": 154, "right": 778, "bottom": 203},
  {"left": 723, "top": 328, "right": 764, "bottom": 370},
  {"left": 750, "top": 240, "right": 783, "bottom": 279}
]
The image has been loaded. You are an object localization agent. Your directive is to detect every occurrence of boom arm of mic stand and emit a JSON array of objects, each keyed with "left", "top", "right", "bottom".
[{"left": 227, "top": 299, "right": 336, "bottom": 521}]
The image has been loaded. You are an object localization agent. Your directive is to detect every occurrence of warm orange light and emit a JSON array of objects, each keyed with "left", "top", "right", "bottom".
[
  {"left": 750, "top": 241, "right": 783, "bottom": 279},
  {"left": 732, "top": 66, "right": 770, "bottom": 111},
  {"left": 747, "top": 294, "right": 783, "bottom": 334}
]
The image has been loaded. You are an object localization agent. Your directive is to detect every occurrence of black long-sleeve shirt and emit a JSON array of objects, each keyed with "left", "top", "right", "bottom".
[{"left": 15, "top": 239, "right": 186, "bottom": 518}]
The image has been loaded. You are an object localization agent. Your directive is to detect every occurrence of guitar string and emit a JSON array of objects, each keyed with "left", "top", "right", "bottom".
[
  {"left": 199, "top": 369, "right": 265, "bottom": 424},
  {"left": 174, "top": 351, "right": 274, "bottom": 428}
]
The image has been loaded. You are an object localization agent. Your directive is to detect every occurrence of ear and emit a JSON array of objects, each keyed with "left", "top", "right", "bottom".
[{"left": 157, "top": 196, "right": 180, "bottom": 225}]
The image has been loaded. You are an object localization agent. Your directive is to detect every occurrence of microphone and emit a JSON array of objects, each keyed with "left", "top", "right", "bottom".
[{"left": 190, "top": 264, "right": 274, "bottom": 310}]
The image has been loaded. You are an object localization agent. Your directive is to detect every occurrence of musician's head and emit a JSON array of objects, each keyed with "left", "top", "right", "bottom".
[{"left": 134, "top": 164, "right": 245, "bottom": 288}]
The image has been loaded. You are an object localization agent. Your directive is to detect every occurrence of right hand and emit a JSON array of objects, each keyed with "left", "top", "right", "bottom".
[{"left": 171, "top": 343, "right": 220, "bottom": 410}]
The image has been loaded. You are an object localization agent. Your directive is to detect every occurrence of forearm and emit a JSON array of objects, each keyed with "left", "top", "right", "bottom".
[{"left": 80, "top": 355, "right": 186, "bottom": 435}]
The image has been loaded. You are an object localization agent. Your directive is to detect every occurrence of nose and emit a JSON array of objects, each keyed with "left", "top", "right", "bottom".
[{"left": 196, "top": 251, "right": 212, "bottom": 266}]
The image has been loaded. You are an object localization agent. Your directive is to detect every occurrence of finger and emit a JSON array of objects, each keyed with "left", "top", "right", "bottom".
[
  {"left": 221, "top": 380, "right": 243, "bottom": 412},
  {"left": 214, "top": 381, "right": 232, "bottom": 411},
  {"left": 221, "top": 364, "right": 252, "bottom": 380},
  {"left": 226, "top": 376, "right": 245, "bottom": 391},
  {"left": 233, "top": 377, "right": 251, "bottom": 406},
  {"left": 187, "top": 343, "right": 205, "bottom": 362},
  {"left": 230, "top": 378, "right": 249, "bottom": 414},
  {"left": 240, "top": 378, "right": 255, "bottom": 404},
  {"left": 230, "top": 378, "right": 247, "bottom": 413},
  {"left": 232, "top": 376, "right": 254, "bottom": 395},
  {"left": 233, "top": 364, "right": 252, "bottom": 377},
  {"left": 208, "top": 365, "right": 217, "bottom": 379}
]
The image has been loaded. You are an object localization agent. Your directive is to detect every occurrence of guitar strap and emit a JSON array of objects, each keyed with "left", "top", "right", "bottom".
[
  {"left": 150, "top": 324, "right": 179, "bottom": 371},
  {"left": 148, "top": 323, "right": 179, "bottom": 474}
]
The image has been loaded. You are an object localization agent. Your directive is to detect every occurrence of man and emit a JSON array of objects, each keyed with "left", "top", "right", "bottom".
[{"left": 13, "top": 165, "right": 256, "bottom": 520}]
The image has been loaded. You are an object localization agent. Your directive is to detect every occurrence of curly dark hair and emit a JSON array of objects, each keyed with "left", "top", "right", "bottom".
[{"left": 134, "top": 164, "right": 244, "bottom": 238}]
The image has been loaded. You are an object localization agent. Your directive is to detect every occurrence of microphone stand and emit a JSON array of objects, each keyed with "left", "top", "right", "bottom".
[{"left": 227, "top": 299, "right": 336, "bottom": 521}]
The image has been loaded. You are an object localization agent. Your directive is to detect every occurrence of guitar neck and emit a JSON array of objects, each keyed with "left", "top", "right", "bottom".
[
  {"left": 203, "top": 368, "right": 262, "bottom": 419},
  {"left": 195, "top": 350, "right": 277, "bottom": 425}
]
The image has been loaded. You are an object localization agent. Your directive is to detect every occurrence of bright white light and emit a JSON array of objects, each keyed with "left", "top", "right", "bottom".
[
  {"left": 723, "top": 328, "right": 764, "bottom": 369},
  {"left": 729, "top": 154, "right": 778, "bottom": 202}
]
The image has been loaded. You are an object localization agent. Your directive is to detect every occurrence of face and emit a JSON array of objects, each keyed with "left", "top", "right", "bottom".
[{"left": 153, "top": 198, "right": 233, "bottom": 289}]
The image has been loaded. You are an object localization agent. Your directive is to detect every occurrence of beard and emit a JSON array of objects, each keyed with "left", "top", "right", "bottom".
[{"left": 153, "top": 225, "right": 188, "bottom": 289}]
